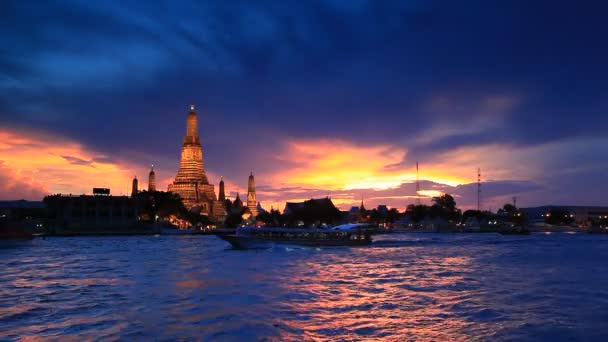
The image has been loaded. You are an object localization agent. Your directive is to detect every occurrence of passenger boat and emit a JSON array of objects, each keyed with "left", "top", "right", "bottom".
[{"left": 216, "top": 224, "right": 375, "bottom": 249}]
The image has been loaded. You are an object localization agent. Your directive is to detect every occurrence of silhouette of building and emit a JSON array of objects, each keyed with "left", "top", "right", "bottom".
[
  {"left": 348, "top": 199, "right": 368, "bottom": 223},
  {"left": 167, "top": 105, "right": 225, "bottom": 221},
  {"left": 256, "top": 202, "right": 266, "bottom": 215},
  {"left": 44, "top": 191, "right": 138, "bottom": 232},
  {"left": 359, "top": 198, "right": 366, "bottom": 212},
  {"left": 148, "top": 166, "right": 156, "bottom": 192},
  {"left": 219, "top": 177, "right": 226, "bottom": 202},
  {"left": 232, "top": 192, "right": 244, "bottom": 214},
  {"left": 284, "top": 202, "right": 305, "bottom": 216},
  {"left": 282, "top": 197, "right": 341, "bottom": 226},
  {"left": 131, "top": 176, "right": 138, "bottom": 197},
  {"left": 247, "top": 172, "right": 258, "bottom": 217}
]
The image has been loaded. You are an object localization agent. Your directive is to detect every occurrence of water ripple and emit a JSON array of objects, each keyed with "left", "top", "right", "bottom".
[{"left": 2, "top": 234, "right": 608, "bottom": 340}]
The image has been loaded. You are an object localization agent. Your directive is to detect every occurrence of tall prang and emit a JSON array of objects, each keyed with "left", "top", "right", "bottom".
[
  {"left": 148, "top": 166, "right": 156, "bottom": 192},
  {"left": 168, "top": 105, "right": 225, "bottom": 221},
  {"left": 219, "top": 177, "right": 226, "bottom": 202},
  {"left": 131, "top": 176, "right": 138, "bottom": 197},
  {"left": 247, "top": 172, "right": 258, "bottom": 217}
]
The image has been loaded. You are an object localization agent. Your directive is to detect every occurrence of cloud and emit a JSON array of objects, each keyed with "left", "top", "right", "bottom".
[
  {"left": 61, "top": 155, "right": 95, "bottom": 167},
  {"left": 0, "top": 161, "right": 48, "bottom": 200},
  {"left": 0, "top": 127, "right": 141, "bottom": 197},
  {"left": 1, "top": 1, "right": 608, "bottom": 209}
]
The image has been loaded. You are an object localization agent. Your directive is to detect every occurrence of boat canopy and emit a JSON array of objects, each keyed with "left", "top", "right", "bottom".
[{"left": 331, "top": 223, "right": 373, "bottom": 230}]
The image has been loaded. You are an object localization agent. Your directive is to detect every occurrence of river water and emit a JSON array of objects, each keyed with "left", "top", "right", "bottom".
[{"left": 2, "top": 233, "right": 608, "bottom": 341}]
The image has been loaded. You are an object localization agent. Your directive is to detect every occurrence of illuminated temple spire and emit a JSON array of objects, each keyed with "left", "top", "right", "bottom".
[
  {"left": 247, "top": 171, "right": 258, "bottom": 217},
  {"left": 173, "top": 105, "right": 208, "bottom": 184},
  {"left": 148, "top": 166, "right": 156, "bottom": 192},
  {"left": 168, "top": 105, "right": 224, "bottom": 221}
]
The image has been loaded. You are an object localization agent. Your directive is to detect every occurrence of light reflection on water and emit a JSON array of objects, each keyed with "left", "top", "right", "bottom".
[{"left": 2, "top": 233, "right": 608, "bottom": 341}]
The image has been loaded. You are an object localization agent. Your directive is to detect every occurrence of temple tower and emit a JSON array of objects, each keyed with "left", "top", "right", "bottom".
[
  {"left": 131, "top": 176, "right": 138, "bottom": 197},
  {"left": 219, "top": 177, "right": 226, "bottom": 201},
  {"left": 168, "top": 105, "right": 224, "bottom": 221},
  {"left": 247, "top": 172, "right": 258, "bottom": 217},
  {"left": 148, "top": 166, "right": 156, "bottom": 192},
  {"left": 172, "top": 105, "right": 208, "bottom": 185},
  {"left": 232, "top": 192, "right": 243, "bottom": 213}
]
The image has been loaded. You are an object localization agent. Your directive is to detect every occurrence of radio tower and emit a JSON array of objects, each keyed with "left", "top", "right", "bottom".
[
  {"left": 477, "top": 168, "right": 481, "bottom": 212},
  {"left": 416, "top": 162, "right": 421, "bottom": 205}
]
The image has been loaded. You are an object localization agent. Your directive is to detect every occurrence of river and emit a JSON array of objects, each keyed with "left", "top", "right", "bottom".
[{"left": 2, "top": 233, "right": 608, "bottom": 341}]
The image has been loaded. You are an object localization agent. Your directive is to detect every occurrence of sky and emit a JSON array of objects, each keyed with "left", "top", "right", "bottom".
[{"left": 1, "top": 0, "right": 607, "bottom": 211}]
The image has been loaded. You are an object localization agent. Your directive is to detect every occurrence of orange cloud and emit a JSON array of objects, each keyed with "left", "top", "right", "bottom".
[
  {"left": 0, "top": 128, "right": 138, "bottom": 198},
  {"left": 271, "top": 138, "right": 471, "bottom": 191}
]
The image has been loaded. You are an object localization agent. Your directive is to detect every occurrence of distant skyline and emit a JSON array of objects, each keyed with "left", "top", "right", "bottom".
[{"left": 1, "top": 1, "right": 607, "bottom": 211}]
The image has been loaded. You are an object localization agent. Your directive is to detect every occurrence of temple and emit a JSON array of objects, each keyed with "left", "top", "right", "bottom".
[
  {"left": 247, "top": 172, "right": 258, "bottom": 217},
  {"left": 148, "top": 166, "right": 156, "bottom": 192},
  {"left": 131, "top": 176, "right": 138, "bottom": 197},
  {"left": 219, "top": 177, "right": 226, "bottom": 202},
  {"left": 168, "top": 105, "right": 226, "bottom": 221}
]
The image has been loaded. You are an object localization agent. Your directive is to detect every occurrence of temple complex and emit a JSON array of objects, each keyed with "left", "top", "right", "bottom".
[{"left": 168, "top": 105, "right": 226, "bottom": 221}]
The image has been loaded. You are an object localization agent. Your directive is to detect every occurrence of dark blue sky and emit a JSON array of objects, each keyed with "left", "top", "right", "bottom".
[{"left": 1, "top": 0, "right": 607, "bottom": 209}]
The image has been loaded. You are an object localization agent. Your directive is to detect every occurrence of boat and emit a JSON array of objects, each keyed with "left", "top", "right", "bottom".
[{"left": 216, "top": 223, "right": 375, "bottom": 249}]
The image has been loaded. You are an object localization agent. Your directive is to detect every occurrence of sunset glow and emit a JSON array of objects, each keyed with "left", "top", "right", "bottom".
[{"left": 0, "top": 128, "right": 135, "bottom": 197}]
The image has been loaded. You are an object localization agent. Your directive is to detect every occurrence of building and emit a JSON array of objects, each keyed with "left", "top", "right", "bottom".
[
  {"left": 348, "top": 199, "right": 368, "bottom": 223},
  {"left": 0, "top": 200, "right": 46, "bottom": 234},
  {"left": 44, "top": 191, "right": 138, "bottom": 232},
  {"left": 232, "top": 193, "right": 244, "bottom": 214},
  {"left": 247, "top": 172, "right": 258, "bottom": 217},
  {"left": 521, "top": 205, "right": 608, "bottom": 225},
  {"left": 282, "top": 197, "right": 341, "bottom": 226},
  {"left": 219, "top": 177, "right": 226, "bottom": 201},
  {"left": 167, "top": 105, "right": 226, "bottom": 222},
  {"left": 148, "top": 166, "right": 156, "bottom": 192},
  {"left": 284, "top": 202, "right": 305, "bottom": 216},
  {"left": 0, "top": 200, "right": 46, "bottom": 221}
]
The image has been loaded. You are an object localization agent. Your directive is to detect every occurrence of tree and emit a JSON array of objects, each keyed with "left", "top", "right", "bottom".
[
  {"left": 500, "top": 204, "right": 517, "bottom": 215},
  {"left": 135, "top": 190, "right": 188, "bottom": 223},
  {"left": 224, "top": 212, "right": 244, "bottom": 228},
  {"left": 386, "top": 208, "right": 400, "bottom": 223},
  {"left": 429, "top": 204, "right": 443, "bottom": 218},
  {"left": 409, "top": 205, "right": 428, "bottom": 223},
  {"left": 258, "top": 209, "right": 282, "bottom": 227},
  {"left": 431, "top": 194, "right": 460, "bottom": 221},
  {"left": 432, "top": 194, "right": 457, "bottom": 212}
]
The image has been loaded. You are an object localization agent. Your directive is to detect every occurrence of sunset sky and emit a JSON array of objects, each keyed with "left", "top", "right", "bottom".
[{"left": 1, "top": 1, "right": 607, "bottom": 211}]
